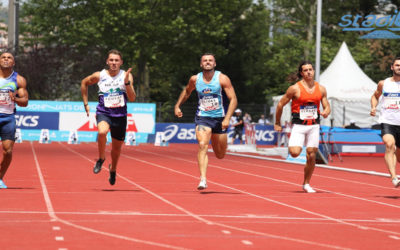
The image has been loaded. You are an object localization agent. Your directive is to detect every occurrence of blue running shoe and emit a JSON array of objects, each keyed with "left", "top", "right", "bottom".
[{"left": 0, "top": 179, "right": 7, "bottom": 189}]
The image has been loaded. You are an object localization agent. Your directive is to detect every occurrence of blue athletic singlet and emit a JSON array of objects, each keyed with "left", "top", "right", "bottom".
[
  {"left": 195, "top": 71, "right": 228, "bottom": 117},
  {"left": 96, "top": 69, "right": 128, "bottom": 117}
]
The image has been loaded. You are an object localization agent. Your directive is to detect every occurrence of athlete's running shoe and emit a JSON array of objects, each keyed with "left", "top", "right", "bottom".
[
  {"left": 303, "top": 184, "right": 316, "bottom": 193},
  {"left": 93, "top": 158, "right": 105, "bottom": 174},
  {"left": 392, "top": 178, "right": 400, "bottom": 188},
  {"left": 0, "top": 179, "right": 7, "bottom": 189},
  {"left": 109, "top": 164, "right": 116, "bottom": 185},
  {"left": 197, "top": 178, "right": 207, "bottom": 190}
]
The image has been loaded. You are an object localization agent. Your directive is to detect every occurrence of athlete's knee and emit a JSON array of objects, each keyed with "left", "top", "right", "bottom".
[
  {"left": 2, "top": 148, "right": 12, "bottom": 157},
  {"left": 289, "top": 148, "right": 301, "bottom": 157},
  {"left": 385, "top": 141, "right": 396, "bottom": 151},
  {"left": 198, "top": 141, "right": 208, "bottom": 151}
]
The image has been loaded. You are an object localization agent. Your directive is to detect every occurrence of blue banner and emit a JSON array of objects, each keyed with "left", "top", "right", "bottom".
[
  {"left": 156, "top": 123, "right": 277, "bottom": 145},
  {"left": 15, "top": 111, "right": 59, "bottom": 130}
]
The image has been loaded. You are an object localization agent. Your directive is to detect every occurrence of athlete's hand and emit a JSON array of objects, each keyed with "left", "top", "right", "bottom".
[
  {"left": 174, "top": 106, "right": 183, "bottom": 118},
  {"left": 221, "top": 118, "right": 229, "bottom": 130},
  {"left": 125, "top": 68, "right": 132, "bottom": 84},
  {"left": 8, "top": 91, "right": 15, "bottom": 102},
  {"left": 370, "top": 107, "right": 376, "bottom": 116},
  {"left": 321, "top": 109, "right": 329, "bottom": 118},
  {"left": 84, "top": 104, "right": 90, "bottom": 117},
  {"left": 274, "top": 123, "right": 282, "bottom": 132}
]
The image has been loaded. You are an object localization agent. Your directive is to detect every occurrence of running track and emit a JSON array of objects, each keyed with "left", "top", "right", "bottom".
[{"left": 1, "top": 142, "right": 399, "bottom": 249}]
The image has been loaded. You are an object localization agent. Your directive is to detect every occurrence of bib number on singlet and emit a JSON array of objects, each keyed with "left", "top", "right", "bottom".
[
  {"left": 383, "top": 93, "right": 400, "bottom": 110},
  {"left": 199, "top": 96, "right": 220, "bottom": 111},
  {"left": 299, "top": 104, "right": 318, "bottom": 120},
  {"left": 0, "top": 90, "right": 12, "bottom": 105},
  {"left": 104, "top": 92, "right": 125, "bottom": 108}
]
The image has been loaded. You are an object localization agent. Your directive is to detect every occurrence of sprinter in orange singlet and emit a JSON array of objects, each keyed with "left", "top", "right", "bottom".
[{"left": 274, "top": 61, "right": 330, "bottom": 193}]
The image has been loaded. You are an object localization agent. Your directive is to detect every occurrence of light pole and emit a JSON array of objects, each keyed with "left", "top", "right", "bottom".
[{"left": 315, "top": 0, "right": 322, "bottom": 82}]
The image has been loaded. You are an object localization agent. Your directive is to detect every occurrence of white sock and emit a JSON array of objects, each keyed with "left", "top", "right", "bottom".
[{"left": 303, "top": 184, "right": 316, "bottom": 193}]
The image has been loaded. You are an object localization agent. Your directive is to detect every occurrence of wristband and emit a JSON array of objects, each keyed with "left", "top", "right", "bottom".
[{"left": 125, "top": 81, "right": 131, "bottom": 86}]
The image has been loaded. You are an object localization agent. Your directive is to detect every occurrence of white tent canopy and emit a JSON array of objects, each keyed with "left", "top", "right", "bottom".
[{"left": 273, "top": 42, "right": 378, "bottom": 128}]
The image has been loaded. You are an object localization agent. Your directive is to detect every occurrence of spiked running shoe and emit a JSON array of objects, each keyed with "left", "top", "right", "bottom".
[
  {"left": 109, "top": 164, "right": 116, "bottom": 185},
  {"left": 392, "top": 178, "right": 400, "bottom": 188},
  {"left": 93, "top": 158, "right": 105, "bottom": 174},
  {"left": 0, "top": 179, "right": 7, "bottom": 189},
  {"left": 197, "top": 178, "right": 207, "bottom": 190},
  {"left": 303, "top": 184, "right": 316, "bottom": 193}
]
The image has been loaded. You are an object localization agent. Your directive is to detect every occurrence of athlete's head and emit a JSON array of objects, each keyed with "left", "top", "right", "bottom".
[
  {"left": 0, "top": 50, "right": 15, "bottom": 70},
  {"left": 106, "top": 49, "right": 123, "bottom": 72},
  {"left": 391, "top": 57, "right": 400, "bottom": 76},
  {"left": 200, "top": 53, "right": 216, "bottom": 72},
  {"left": 297, "top": 60, "right": 314, "bottom": 81}
]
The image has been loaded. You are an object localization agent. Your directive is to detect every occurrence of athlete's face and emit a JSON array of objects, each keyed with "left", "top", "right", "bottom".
[
  {"left": 300, "top": 64, "right": 314, "bottom": 81},
  {"left": 106, "top": 53, "right": 123, "bottom": 72},
  {"left": 0, "top": 52, "right": 15, "bottom": 70},
  {"left": 391, "top": 60, "right": 400, "bottom": 76},
  {"left": 200, "top": 55, "right": 216, "bottom": 72}
]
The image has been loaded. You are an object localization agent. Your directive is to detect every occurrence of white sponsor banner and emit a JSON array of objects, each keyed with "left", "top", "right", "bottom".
[{"left": 342, "top": 145, "right": 376, "bottom": 153}]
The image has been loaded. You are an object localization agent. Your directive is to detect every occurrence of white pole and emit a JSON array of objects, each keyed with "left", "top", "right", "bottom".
[{"left": 315, "top": 0, "right": 322, "bottom": 82}]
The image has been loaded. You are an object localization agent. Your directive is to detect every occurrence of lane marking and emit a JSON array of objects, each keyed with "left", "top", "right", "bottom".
[
  {"left": 55, "top": 236, "right": 64, "bottom": 241},
  {"left": 129, "top": 147, "right": 400, "bottom": 237},
  {"left": 53, "top": 226, "right": 61, "bottom": 231},
  {"left": 389, "top": 235, "right": 400, "bottom": 240},
  {"left": 241, "top": 240, "right": 253, "bottom": 245},
  {"left": 63, "top": 144, "right": 350, "bottom": 250},
  {"left": 221, "top": 230, "right": 231, "bottom": 234},
  {"left": 32, "top": 142, "right": 189, "bottom": 250}
]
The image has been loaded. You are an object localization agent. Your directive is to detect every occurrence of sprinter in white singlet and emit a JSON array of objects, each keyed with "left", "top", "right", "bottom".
[{"left": 371, "top": 57, "right": 400, "bottom": 188}]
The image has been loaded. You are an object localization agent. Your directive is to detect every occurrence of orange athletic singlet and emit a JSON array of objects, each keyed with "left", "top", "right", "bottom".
[{"left": 291, "top": 81, "right": 322, "bottom": 125}]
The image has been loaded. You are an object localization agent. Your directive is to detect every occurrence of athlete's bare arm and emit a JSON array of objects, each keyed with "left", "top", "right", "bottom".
[
  {"left": 371, "top": 80, "right": 384, "bottom": 116},
  {"left": 124, "top": 68, "right": 136, "bottom": 102},
  {"left": 319, "top": 85, "right": 331, "bottom": 118},
  {"left": 174, "top": 75, "right": 197, "bottom": 118},
  {"left": 220, "top": 73, "right": 237, "bottom": 130},
  {"left": 274, "top": 84, "right": 298, "bottom": 132},
  {"left": 81, "top": 71, "right": 100, "bottom": 116},
  {"left": 11, "top": 75, "right": 28, "bottom": 107}
]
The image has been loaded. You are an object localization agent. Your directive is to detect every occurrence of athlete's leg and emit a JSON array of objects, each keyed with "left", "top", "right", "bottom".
[
  {"left": 97, "top": 121, "right": 110, "bottom": 161},
  {"left": 196, "top": 125, "right": 212, "bottom": 180},
  {"left": 110, "top": 138, "right": 124, "bottom": 172},
  {"left": 303, "top": 147, "right": 317, "bottom": 185},
  {"left": 288, "top": 124, "right": 305, "bottom": 157},
  {"left": 382, "top": 134, "right": 397, "bottom": 179},
  {"left": 0, "top": 139, "right": 14, "bottom": 180},
  {"left": 211, "top": 133, "right": 228, "bottom": 159}
]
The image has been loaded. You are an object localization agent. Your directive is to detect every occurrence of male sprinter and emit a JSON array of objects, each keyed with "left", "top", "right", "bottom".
[
  {"left": 0, "top": 51, "right": 29, "bottom": 188},
  {"left": 174, "top": 53, "right": 237, "bottom": 190},
  {"left": 371, "top": 57, "right": 400, "bottom": 188},
  {"left": 275, "top": 61, "right": 330, "bottom": 193},
  {"left": 81, "top": 49, "right": 136, "bottom": 185}
]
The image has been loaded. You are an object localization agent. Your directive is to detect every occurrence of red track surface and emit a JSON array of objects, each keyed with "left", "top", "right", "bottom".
[{"left": 0, "top": 142, "right": 399, "bottom": 249}]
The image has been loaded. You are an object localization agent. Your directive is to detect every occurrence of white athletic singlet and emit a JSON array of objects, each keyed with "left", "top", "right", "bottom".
[
  {"left": 0, "top": 71, "right": 18, "bottom": 114},
  {"left": 379, "top": 77, "right": 400, "bottom": 125}
]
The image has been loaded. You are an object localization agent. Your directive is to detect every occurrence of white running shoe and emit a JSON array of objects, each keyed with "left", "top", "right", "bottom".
[
  {"left": 392, "top": 178, "right": 400, "bottom": 188},
  {"left": 303, "top": 184, "right": 316, "bottom": 193},
  {"left": 197, "top": 178, "right": 207, "bottom": 190}
]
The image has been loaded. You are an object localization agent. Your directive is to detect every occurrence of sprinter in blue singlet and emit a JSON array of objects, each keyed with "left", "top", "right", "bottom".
[
  {"left": 81, "top": 49, "right": 136, "bottom": 186},
  {"left": 174, "top": 53, "right": 238, "bottom": 190},
  {"left": 0, "top": 51, "right": 29, "bottom": 189}
]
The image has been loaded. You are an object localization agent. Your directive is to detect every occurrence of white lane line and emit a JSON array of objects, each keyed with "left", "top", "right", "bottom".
[
  {"left": 221, "top": 230, "right": 231, "bottom": 234},
  {"left": 33, "top": 142, "right": 189, "bottom": 250},
  {"left": 63, "top": 144, "right": 349, "bottom": 249},
  {"left": 130, "top": 147, "right": 400, "bottom": 236},
  {"left": 55, "top": 236, "right": 64, "bottom": 241},
  {"left": 241, "top": 240, "right": 253, "bottom": 245},
  {"left": 389, "top": 235, "right": 400, "bottom": 240},
  {"left": 53, "top": 226, "right": 61, "bottom": 231}
]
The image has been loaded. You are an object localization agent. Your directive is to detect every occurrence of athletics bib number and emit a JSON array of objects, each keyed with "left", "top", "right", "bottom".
[
  {"left": 300, "top": 104, "right": 318, "bottom": 120},
  {"left": 0, "top": 90, "right": 12, "bottom": 105},
  {"left": 200, "top": 96, "right": 220, "bottom": 111},
  {"left": 383, "top": 93, "right": 400, "bottom": 110},
  {"left": 104, "top": 92, "right": 125, "bottom": 108}
]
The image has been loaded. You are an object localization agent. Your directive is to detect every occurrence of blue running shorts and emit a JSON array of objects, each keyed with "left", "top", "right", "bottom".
[
  {"left": 0, "top": 113, "right": 16, "bottom": 141},
  {"left": 195, "top": 116, "right": 227, "bottom": 134}
]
